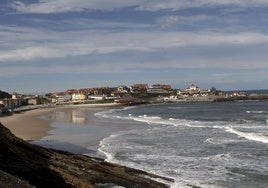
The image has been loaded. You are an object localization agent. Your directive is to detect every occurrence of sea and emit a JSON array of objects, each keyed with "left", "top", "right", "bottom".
[{"left": 35, "top": 100, "right": 268, "bottom": 188}]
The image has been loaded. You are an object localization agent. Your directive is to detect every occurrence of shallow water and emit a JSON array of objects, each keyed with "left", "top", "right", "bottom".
[{"left": 33, "top": 107, "right": 143, "bottom": 155}]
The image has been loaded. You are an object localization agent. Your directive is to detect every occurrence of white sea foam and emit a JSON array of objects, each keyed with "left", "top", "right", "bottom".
[
  {"left": 225, "top": 127, "right": 268, "bottom": 144},
  {"left": 205, "top": 137, "right": 239, "bottom": 145},
  {"left": 95, "top": 106, "right": 226, "bottom": 129},
  {"left": 96, "top": 102, "right": 268, "bottom": 188},
  {"left": 246, "top": 110, "right": 268, "bottom": 114},
  {"left": 132, "top": 115, "right": 176, "bottom": 126},
  {"left": 123, "top": 106, "right": 137, "bottom": 110},
  {"left": 170, "top": 182, "right": 192, "bottom": 188},
  {"left": 200, "top": 153, "right": 232, "bottom": 163},
  {"left": 129, "top": 114, "right": 217, "bottom": 129},
  {"left": 98, "top": 138, "right": 116, "bottom": 162},
  {"left": 95, "top": 107, "right": 134, "bottom": 119},
  {"left": 128, "top": 113, "right": 268, "bottom": 145},
  {"left": 97, "top": 107, "right": 268, "bottom": 146},
  {"left": 235, "top": 119, "right": 254, "bottom": 124},
  {"left": 95, "top": 110, "right": 130, "bottom": 120},
  {"left": 168, "top": 107, "right": 182, "bottom": 110},
  {"left": 98, "top": 124, "right": 266, "bottom": 188},
  {"left": 100, "top": 145, "right": 192, "bottom": 188}
]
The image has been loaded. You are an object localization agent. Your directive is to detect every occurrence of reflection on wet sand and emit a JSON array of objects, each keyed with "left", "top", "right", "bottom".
[{"left": 52, "top": 110, "right": 87, "bottom": 125}]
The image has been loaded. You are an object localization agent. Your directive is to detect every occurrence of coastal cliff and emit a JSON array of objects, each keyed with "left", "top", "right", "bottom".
[{"left": 0, "top": 123, "right": 171, "bottom": 188}]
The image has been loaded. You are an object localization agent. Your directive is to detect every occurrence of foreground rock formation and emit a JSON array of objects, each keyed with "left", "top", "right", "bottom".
[{"left": 0, "top": 123, "right": 172, "bottom": 188}]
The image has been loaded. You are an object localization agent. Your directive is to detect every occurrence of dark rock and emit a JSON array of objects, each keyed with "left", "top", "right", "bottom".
[{"left": 0, "top": 169, "right": 35, "bottom": 188}]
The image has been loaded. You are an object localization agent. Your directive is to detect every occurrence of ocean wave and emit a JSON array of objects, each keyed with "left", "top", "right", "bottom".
[
  {"left": 97, "top": 110, "right": 263, "bottom": 131},
  {"left": 205, "top": 137, "right": 239, "bottom": 145},
  {"left": 234, "top": 119, "right": 255, "bottom": 124},
  {"left": 97, "top": 108, "right": 268, "bottom": 144},
  {"left": 98, "top": 122, "right": 268, "bottom": 188},
  {"left": 98, "top": 134, "right": 119, "bottom": 163},
  {"left": 95, "top": 109, "right": 131, "bottom": 120},
  {"left": 99, "top": 133, "right": 198, "bottom": 188},
  {"left": 132, "top": 115, "right": 176, "bottom": 126},
  {"left": 98, "top": 129, "right": 234, "bottom": 188},
  {"left": 95, "top": 106, "right": 137, "bottom": 118},
  {"left": 167, "top": 107, "right": 182, "bottom": 110},
  {"left": 225, "top": 127, "right": 268, "bottom": 144},
  {"left": 200, "top": 153, "right": 232, "bottom": 161},
  {"left": 131, "top": 115, "right": 219, "bottom": 128},
  {"left": 246, "top": 110, "right": 268, "bottom": 114}
]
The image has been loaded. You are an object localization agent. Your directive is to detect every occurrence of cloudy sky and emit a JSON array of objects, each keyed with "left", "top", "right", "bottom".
[{"left": 1, "top": 0, "right": 268, "bottom": 93}]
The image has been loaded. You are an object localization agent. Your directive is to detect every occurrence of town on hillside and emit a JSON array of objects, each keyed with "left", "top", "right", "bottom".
[{"left": 1, "top": 83, "right": 267, "bottom": 115}]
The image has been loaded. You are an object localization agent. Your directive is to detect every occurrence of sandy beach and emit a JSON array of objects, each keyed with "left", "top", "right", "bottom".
[
  {"left": 0, "top": 107, "right": 55, "bottom": 141},
  {"left": 0, "top": 103, "right": 121, "bottom": 142}
]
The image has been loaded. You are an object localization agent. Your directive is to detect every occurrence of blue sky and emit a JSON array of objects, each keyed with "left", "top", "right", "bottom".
[{"left": 1, "top": 0, "right": 268, "bottom": 94}]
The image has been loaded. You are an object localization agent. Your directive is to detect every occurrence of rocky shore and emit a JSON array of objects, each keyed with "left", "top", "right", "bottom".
[
  {"left": 0, "top": 123, "right": 172, "bottom": 188},
  {"left": 213, "top": 94, "right": 268, "bottom": 102}
]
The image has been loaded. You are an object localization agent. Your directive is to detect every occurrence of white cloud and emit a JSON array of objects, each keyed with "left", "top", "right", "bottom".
[
  {"left": 1, "top": 24, "right": 268, "bottom": 62},
  {"left": 11, "top": 0, "right": 142, "bottom": 13},
  {"left": 11, "top": 0, "right": 268, "bottom": 13},
  {"left": 156, "top": 15, "right": 213, "bottom": 28},
  {"left": 138, "top": 0, "right": 268, "bottom": 12},
  {"left": 3, "top": 1, "right": 268, "bottom": 92},
  {"left": 0, "top": 47, "right": 57, "bottom": 61}
]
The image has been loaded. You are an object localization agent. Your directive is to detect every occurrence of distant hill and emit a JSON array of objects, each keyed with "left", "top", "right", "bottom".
[{"left": 0, "top": 90, "right": 11, "bottom": 99}]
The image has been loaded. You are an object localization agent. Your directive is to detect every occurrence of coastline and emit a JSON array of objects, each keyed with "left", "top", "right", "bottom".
[
  {"left": 0, "top": 103, "right": 122, "bottom": 142},
  {"left": 0, "top": 103, "right": 174, "bottom": 187},
  {"left": 0, "top": 122, "right": 172, "bottom": 188},
  {"left": 0, "top": 107, "right": 55, "bottom": 141}
]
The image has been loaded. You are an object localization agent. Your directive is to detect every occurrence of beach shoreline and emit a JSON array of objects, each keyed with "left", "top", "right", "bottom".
[
  {"left": 0, "top": 103, "right": 175, "bottom": 188},
  {"left": 0, "top": 103, "right": 122, "bottom": 142},
  {"left": 0, "top": 122, "right": 172, "bottom": 188},
  {"left": 0, "top": 107, "right": 55, "bottom": 141}
]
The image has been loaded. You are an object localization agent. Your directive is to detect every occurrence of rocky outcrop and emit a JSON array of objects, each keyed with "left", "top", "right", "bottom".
[
  {"left": 0, "top": 123, "right": 172, "bottom": 188},
  {"left": 248, "top": 94, "right": 268, "bottom": 100}
]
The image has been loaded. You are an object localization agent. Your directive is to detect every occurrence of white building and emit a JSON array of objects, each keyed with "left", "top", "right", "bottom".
[
  {"left": 186, "top": 84, "right": 200, "bottom": 92},
  {"left": 117, "top": 86, "right": 129, "bottom": 93},
  {"left": 72, "top": 93, "right": 86, "bottom": 102},
  {"left": 88, "top": 95, "right": 105, "bottom": 101},
  {"left": 53, "top": 94, "right": 72, "bottom": 104}
]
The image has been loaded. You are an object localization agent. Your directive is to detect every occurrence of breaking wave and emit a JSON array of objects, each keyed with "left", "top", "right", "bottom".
[
  {"left": 96, "top": 107, "right": 268, "bottom": 144},
  {"left": 225, "top": 127, "right": 268, "bottom": 144},
  {"left": 97, "top": 102, "right": 268, "bottom": 188},
  {"left": 246, "top": 110, "right": 268, "bottom": 114}
]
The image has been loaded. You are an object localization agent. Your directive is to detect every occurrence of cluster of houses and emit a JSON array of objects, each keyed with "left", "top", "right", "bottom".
[
  {"left": 49, "top": 83, "right": 226, "bottom": 104},
  {"left": 0, "top": 93, "right": 41, "bottom": 109},
  {"left": 50, "top": 84, "right": 175, "bottom": 104},
  {"left": 164, "top": 84, "right": 227, "bottom": 102},
  {"left": 0, "top": 83, "right": 228, "bottom": 112},
  {"left": 0, "top": 92, "right": 44, "bottom": 115}
]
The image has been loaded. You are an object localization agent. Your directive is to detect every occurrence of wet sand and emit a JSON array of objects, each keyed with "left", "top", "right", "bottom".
[
  {"left": 0, "top": 107, "right": 55, "bottom": 141},
  {"left": 0, "top": 103, "right": 121, "bottom": 142}
]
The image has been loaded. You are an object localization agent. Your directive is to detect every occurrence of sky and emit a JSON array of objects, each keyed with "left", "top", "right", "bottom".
[{"left": 1, "top": 0, "right": 268, "bottom": 94}]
